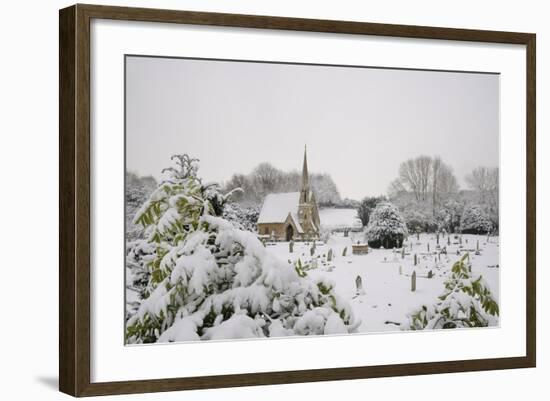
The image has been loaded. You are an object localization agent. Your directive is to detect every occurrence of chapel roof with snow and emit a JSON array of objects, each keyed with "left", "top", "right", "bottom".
[{"left": 257, "top": 192, "right": 304, "bottom": 232}]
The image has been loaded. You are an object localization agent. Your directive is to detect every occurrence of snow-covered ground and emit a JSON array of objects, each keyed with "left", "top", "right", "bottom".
[{"left": 265, "top": 232, "right": 500, "bottom": 333}]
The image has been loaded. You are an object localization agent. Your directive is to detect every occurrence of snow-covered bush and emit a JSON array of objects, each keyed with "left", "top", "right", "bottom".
[
  {"left": 125, "top": 154, "right": 358, "bottom": 343},
  {"left": 222, "top": 202, "right": 259, "bottom": 232},
  {"left": 460, "top": 204, "right": 493, "bottom": 234},
  {"left": 405, "top": 254, "right": 499, "bottom": 330},
  {"left": 364, "top": 202, "right": 408, "bottom": 249},
  {"left": 125, "top": 239, "right": 156, "bottom": 318},
  {"left": 402, "top": 208, "right": 437, "bottom": 234},
  {"left": 436, "top": 200, "right": 463, "bottom": 233},
  {"left": 356, "top": 196, "right": 386, "bottom": 227}
]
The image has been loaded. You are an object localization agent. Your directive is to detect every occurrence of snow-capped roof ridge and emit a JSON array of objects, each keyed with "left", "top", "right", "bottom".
[{"left": 257, "top": 192, "right": 301, "bottom": 224}]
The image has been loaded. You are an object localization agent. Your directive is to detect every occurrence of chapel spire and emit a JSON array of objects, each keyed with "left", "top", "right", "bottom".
[{"left": 302, "top": 145, "right": 309, "bottom": 193}]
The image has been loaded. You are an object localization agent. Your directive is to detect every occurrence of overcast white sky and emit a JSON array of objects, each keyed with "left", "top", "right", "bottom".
[{"left": 126, "top": 56, "right": 499, "bottom": 200}]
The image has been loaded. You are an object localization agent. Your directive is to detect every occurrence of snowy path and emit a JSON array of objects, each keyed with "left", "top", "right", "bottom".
[{"left": 266, "top": 232, "right": 500, "bottom": 333}]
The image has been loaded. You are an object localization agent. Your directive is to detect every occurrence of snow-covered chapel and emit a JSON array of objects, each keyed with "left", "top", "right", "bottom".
[{"left": 257, "top": 147, "right": 321, "bottom": 241}]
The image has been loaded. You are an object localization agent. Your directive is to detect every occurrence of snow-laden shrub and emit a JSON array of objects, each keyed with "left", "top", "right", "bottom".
[
  {"left": 222, "top": 202, "right": 259, "bottom": 232},
  {"left": 405, "top": 253, "right": 499, "bottom": 330},
  {"left": 125, "top": 239, "right": 156, "bottom": 315},
  {"left": 364, "top": 202, "right": 408, "bottom": 249},
  {"left": 125, "top": 154, "right": 358, "bottom": 343},
  {"left": 403, "top": 209, "right": 437, "bottom": 234},
  {"left": 436, "top": 200, "right": 463, "bottom": 233},
  {"left": 460, "top": 204, "right": 493, "bottom": 234}
]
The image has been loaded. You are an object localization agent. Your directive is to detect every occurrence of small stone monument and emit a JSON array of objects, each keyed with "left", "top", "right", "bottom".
[
  {"left": 355, "top": 275, "right": 365, "bottom": 295},
  {"left": 289, "top": 240, "right": 294, "bottom": 253},
  {"left": 411, "top": 271, "right": 416, "bottom": 292},
  {"left": 342, "top": 247, "right": 347, "bottom": 257},
  {"left": 414, "top": 253, "right": 418, "bottom": 266},
  {"left": 428, "top": 270, "right": 433, "bottom": 279},
  {"left": 327, "top": 248, "right": 333, "bottom": 262},
  {"left": 401, "top": 246, "right": 405, "bottom": 259}
]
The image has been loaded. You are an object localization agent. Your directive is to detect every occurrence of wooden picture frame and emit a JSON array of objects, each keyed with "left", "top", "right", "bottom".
[{"left": 59, "top": 3, "right": 536, "bottom": 397}]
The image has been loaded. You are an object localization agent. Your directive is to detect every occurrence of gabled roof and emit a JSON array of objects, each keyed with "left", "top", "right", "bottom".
[
  {"left": 319, "top": 208, "right": 363, "bottom": 230},
  {"left": 257, "top": 192, "right": 300, "bottom": 224},
  {"left": 289, "top": 212, "right": 304, "bottom": 233}
]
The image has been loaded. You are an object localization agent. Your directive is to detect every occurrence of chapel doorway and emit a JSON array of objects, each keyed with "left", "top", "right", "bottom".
[{"left": 285, "top": 225, "right": 294, "bottom": 241}]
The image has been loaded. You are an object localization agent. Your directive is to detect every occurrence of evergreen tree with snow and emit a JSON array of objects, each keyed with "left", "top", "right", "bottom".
[
  {"left": 364, "top": 202, "right": 408, "bottom": 249},
  {"left": 357, "top": 196, "right": 386, "bottom": 227},
  {"left": 125, "top": 154, "right": 358, "bottom": 343},
  {"left": 460, "top": 204, "right": 493, "bottom": 234}
]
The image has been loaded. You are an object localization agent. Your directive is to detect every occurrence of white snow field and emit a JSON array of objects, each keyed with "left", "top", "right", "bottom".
[{"left": 265, "top": 232, "right": 500, "bottom": 333}]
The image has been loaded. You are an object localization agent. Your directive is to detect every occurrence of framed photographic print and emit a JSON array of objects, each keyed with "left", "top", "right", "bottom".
[{"left": 59, "top": 4, "right": 536, "bottom": 397}]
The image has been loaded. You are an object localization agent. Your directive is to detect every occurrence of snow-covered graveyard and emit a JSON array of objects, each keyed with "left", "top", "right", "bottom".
[
  {"left": 124, "top": 155, "right": 501, "bottom": 344},
  {"left": 265, "top": 232, "right": 499, "bottom": 333}
]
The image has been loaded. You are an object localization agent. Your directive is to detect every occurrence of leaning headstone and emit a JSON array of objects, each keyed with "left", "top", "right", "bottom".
[
  {"left": 310, "top": 246, "right": 315, "bottom": 256},
  {"left": 327, "top": 248, "right": 333, "bottom": 262},
  {"left": 411, "top": 271, "right": 417, "bottom": 292},
  {"left": 342, "top": 247, "right": 347, "bottom": 257},
  {"left": 355, "top": 275, "right": 365, "bottom": 295}
]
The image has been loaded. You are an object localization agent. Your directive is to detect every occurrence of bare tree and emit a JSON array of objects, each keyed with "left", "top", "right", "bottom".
[
  {"left": 430, "top": 157, "right": 459, "bottom": 213},
  {"left": 251, "top": 163, "right": 283, "bottom": 198},
  {"left": 398, "top": 155, "right": 432, "bottom": 201},
  {"left": 465, "top": 167, "right": 498, "bottom": 204},
  {"left": 391, "top": 155, "right": 459, "bottom": 222},
  {"left": 466, "top": 166, "right": 499, "bottom": 229}
]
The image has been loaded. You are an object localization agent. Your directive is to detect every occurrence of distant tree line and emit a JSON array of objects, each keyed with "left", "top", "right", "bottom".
[
  {"left": 223, "top": 162, "right": 342, "bottom": 207},
  {"left": 355, "top": 156, "right": 499, "bottom": 236},
  {"left": 126, "top": 171, "right": 157, "bottom": 240}
]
